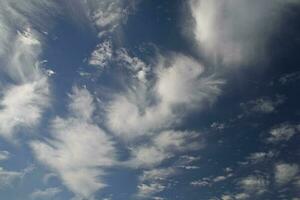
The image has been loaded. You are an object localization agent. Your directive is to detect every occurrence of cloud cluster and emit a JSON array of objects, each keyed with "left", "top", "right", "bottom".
[{"left": 106, "top": 53, "right": 223, "bottom": 140}]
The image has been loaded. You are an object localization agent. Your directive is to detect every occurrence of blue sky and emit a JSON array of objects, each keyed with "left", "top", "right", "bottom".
[{"left": 0, "top": 0, "right": 300, "bottom": 200}]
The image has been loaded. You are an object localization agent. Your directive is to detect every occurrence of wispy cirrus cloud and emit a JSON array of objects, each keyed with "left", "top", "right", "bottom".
[
  {"left": 0, "top": 164, "right": 35, "bottom": 189},
  {"left": 0, "top": 1, "right": 58, "bottom": 141},
  {"left": 126, "top": 130, "right": 203, "bottom": 168}
]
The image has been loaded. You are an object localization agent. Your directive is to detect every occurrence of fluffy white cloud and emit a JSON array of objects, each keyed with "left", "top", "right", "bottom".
[
  {"left": 30, "top": 187, "right": 62, "bottom": 200},
  {"left": 275, "top": 163, "right": 299, "bottom": 186},
  {"left": 31, "top": 87, "right": 116, "bottom": 199},
  {"left": 188, "top": 0, "right": 298, "bottom": 65},
  {"left": 106, "top": 54, "right": 223, "bottom": 140},
  {"left": 0, "top": 78, "right": 49, "bottom": 140}
]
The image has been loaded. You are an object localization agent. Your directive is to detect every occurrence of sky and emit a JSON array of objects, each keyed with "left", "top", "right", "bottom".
[{"left": 0, "top": 0, "right": 300, "bottom": 200}]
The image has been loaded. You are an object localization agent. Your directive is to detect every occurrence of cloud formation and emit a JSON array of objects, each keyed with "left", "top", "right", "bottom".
[
  {"left": 31, "top": 87, "right": 116, "bottom": 199},
  {"left": 106, "top": 53, "right": 223, "bottom": 140},
  {"left": 0, "top": 78, "right": 49, "bottom": 140},
  {"left": 0, "top": 1, "right": 55, "bottom": 141},
  {"left": 188, "top": 0, "right": 298, "bottom": 65}
]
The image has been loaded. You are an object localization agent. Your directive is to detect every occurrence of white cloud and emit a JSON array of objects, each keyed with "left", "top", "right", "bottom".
[
  {"left": 63, "top": 0, "right": 135, "bottom": 36},
  {"left": 153, "top": 130, "right": 201, "bottom": 152},
  {"left": 68, "top": 87, "right": 95, "bottom": 121},
  {"left": 127, "top": 130, "right": 203, "bottom": 168},
  {"left": 106, "top": 54, "right": 223, "bottom": 140},
  {"left": 275, "top": 163, "right": 299, "bottom": 186},
  {"left": 31, "top": 87, "right": 116, "bottom": 199},
  {"left": 0, "top": 2, "right": 56, "bottom": 83},
  {"left": 136, "top": 167, "right": 176, "bottom": 199},
  {"left": 0, "top": 1, "right": 55, "bottom": 141},
  {"left": 0, "top": 0, "right": 56, "bottom": 56},
  {"left": 30, "top": 187, "right": 62, "bottom": 200},
  {"left": 187, "top": 0, "right": 298, "bottom": 65},
  {"left": 116, "top": 48, "right": 150, "bottom": 83},
  {"left": 90, "top": 0, "right": 127, "bottom": 30},
  {"left": 131, "top": 130, "right": 203, "bottom": 199},
  {"left": 191, "top": 179, "right": 210, "bottom": 187},
  {"left": 0, "top": 78, "right": 49, "bottom": 140},
  {"left": 238, "top": 175, "right": 269, "bottom": 195},
  {"left": 141, "top": 168, "right": 176, "bottom": 182},
  {"left": 137, "top": 183, "right": 166, "bottom": 199},
  {"left": 104, "top": 53, "right": 219, "bottom": 198},
  {"left": 267, "top": 123, "right": 300, "bottom": 143},
  {"left": 89, "top": 40, "right": 113, "bottom": 67}
]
